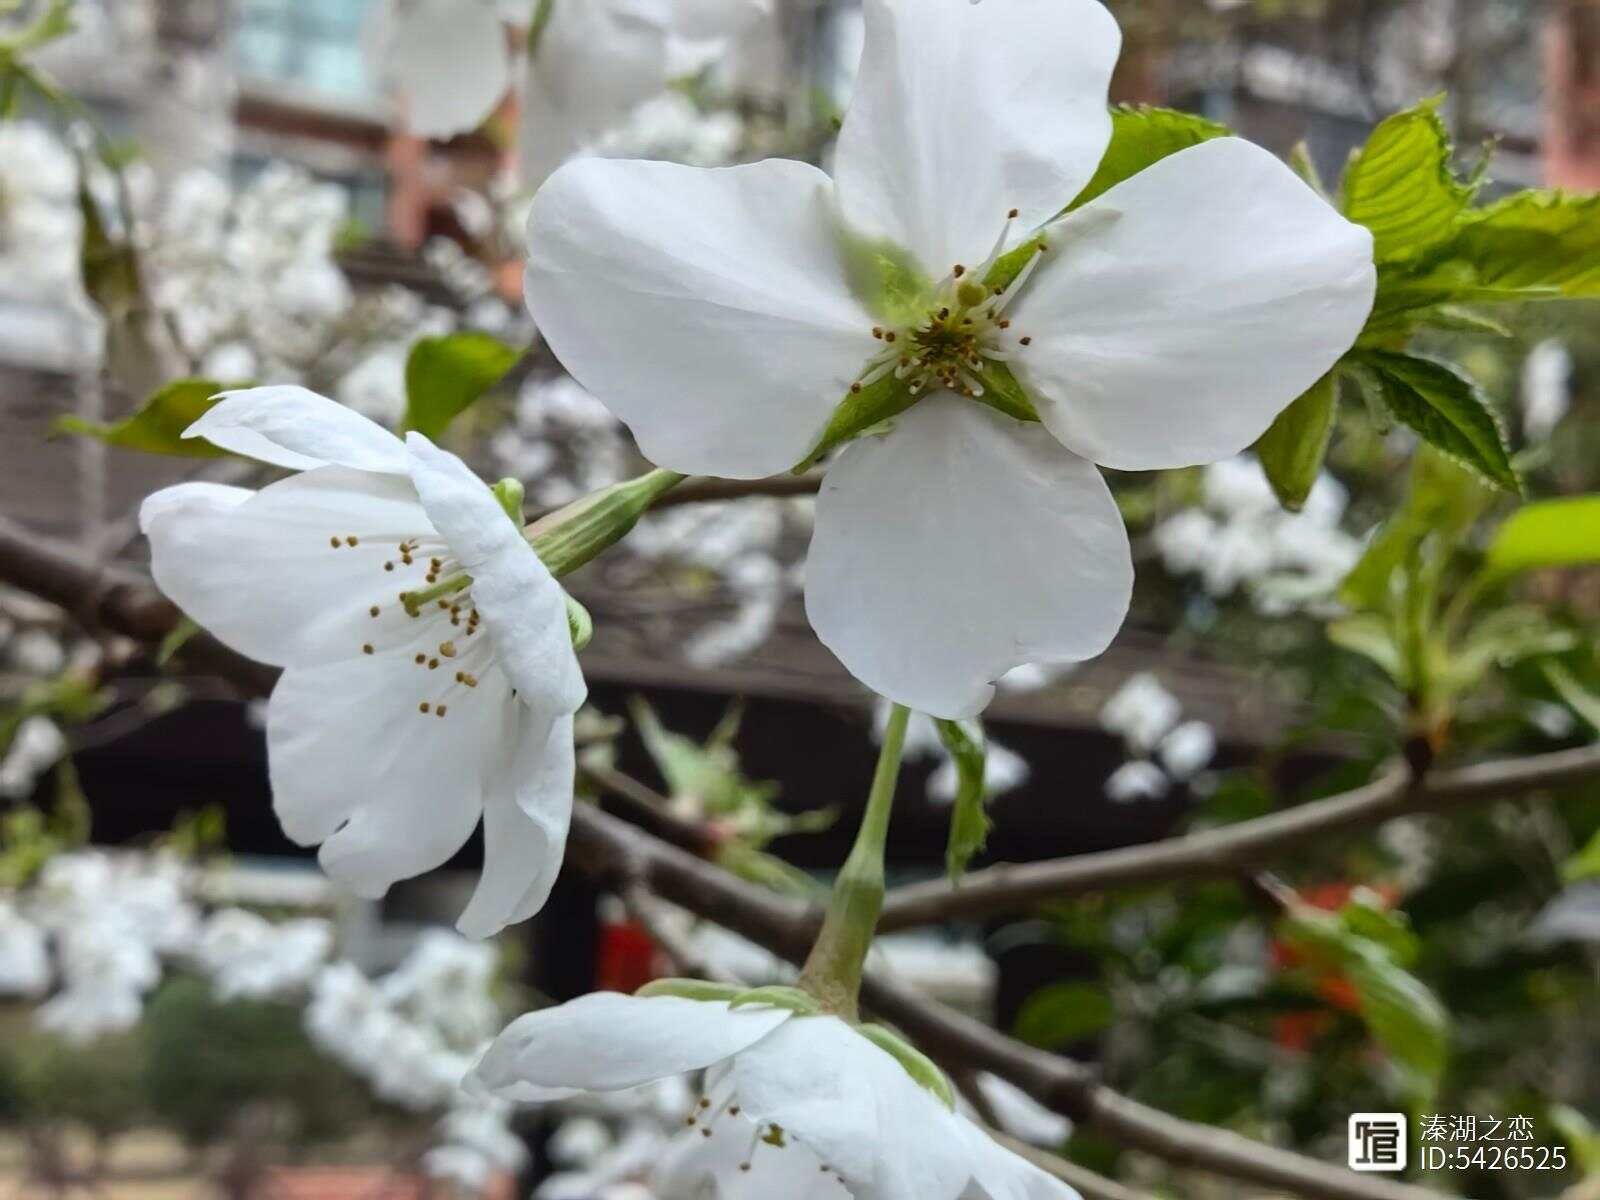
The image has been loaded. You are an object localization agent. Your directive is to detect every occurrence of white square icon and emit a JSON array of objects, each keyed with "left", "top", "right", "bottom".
[{"left": 1349, "top": 1113, "right": 1408, "bottom": 1171}]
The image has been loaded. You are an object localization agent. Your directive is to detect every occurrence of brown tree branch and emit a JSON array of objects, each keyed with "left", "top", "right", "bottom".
[
  {"left": 878, "top": 744, "right": 1600, "bottom": 931},
  {"left": 0, "top": 512, "right": 1538, "bottom": 1200}
]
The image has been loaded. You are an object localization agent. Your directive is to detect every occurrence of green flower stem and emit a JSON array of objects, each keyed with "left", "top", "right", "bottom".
[
  {"left": 527, "top": 468, "right": 687, "bottom": 578},
  {"left": 798, "top": 702, "right": 910, "bottom": 1020}
]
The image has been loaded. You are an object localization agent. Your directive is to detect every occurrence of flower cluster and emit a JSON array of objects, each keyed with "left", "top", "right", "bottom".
[{"left": 1099, "top": 674, "right": 1218, "bottom": 804}]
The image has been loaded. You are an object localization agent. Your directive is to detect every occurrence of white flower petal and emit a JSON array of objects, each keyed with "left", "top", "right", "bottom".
[
  {"left": 958, "top": 1115, "right": 1080, "bottom": 1200},
  {"left": 266, "top": 646, "right": 521, "bottom": 891},
  {"left": 143, "top": 467, "right": 434, "bottom": 669},
  {"left": 1012, "top": 138, "right": 1376, "bottom": 470},
  {"left": 468, "top": 995, "right": 791, "bottom": 1099},
  {"left": 805, "top": 398, "right": 1132, "bottom": 719},
  {"left": 524, "top": 157, "right": 879, "bottom": 478},
  {"left": 832, "top": 0, "right": 1119, "bottom": 275},
  {"left": 456, "top": 711, "right": 574, "bottom": 939},
  {"left": 405, "top": 433, "right": 586, "bottom": 714},
  {"left": 386, "top": 0, "right": 510, "bottom": 138},
  {"left": 187, "top": 386, "right": 411, "bottom": 474},
  {"left": 728, "top": 1016, "right": 972, "bottom": 1200}
]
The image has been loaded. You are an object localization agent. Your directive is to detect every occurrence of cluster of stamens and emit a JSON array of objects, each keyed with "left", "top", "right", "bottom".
[
  {"left": 685, "top": 1093, "right": 837, "bottom": 1177},
  {"left": 330, "top": 531, "right": 495, "bottom": 720},
  {"left": 852, "top": 208, "right": 1046, "bottom": 401}
]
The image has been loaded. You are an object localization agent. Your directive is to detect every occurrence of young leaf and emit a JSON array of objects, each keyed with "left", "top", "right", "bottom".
[
  {"left": 1442, "top": 607, "right": 1579, "bottom": 698},
  {"left": 1327, "top": 613, "right": 1408, "bottom": 685},
  {"left": 1542, "top": 661, "right": 1600, "bottom": 735},
  {"left": 935, "top": 718, "right": 990, "bottom": 882},
  {"left": 1340, "top": 99, "right": 1475, "bottom": 264},
  {"left": 54, "top": 379, "right": 228, "bottom": 457},
  {"left": 1347, "top": 350, "right": 1519, "bottom": 493},
  {"left": 1485, "top": 495, "right": 1600, "bottom": 576},
  {"left": 1068, "top": 105, "right": 1230, "bottom": 211},
  {"left": 401, "top": 332, "right": 520, "bottom": 441},
  {"left": 1255, "top": 372, "right": 1337, "bottom": 511},
  {"left": 1013, "top": 981, "right": 1115, "bottom": 1049},
  {"left": 1420, "top": 190, "right": 1600, "bottom": 300}
]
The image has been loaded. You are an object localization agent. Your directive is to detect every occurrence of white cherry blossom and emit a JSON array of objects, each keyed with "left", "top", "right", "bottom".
[
  {"left": 368, "top": 0, "right": 512, "bottom": 139},
  {"left": 522, "top": 0, "right": 1376, "bottom": 718},
  {"left": 0, "top": 902, "right": 50, "bottom": 998},
  {"left": 140, "top": 386, "right": 585, "bottom": 937},
  {"left": 469, "top": 992, "right": 1078, "bottom": 1200}
]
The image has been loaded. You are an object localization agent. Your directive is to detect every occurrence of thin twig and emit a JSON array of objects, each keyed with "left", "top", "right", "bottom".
[{"left": 877, "top": 744, "right": 1600, "bottom": 931}]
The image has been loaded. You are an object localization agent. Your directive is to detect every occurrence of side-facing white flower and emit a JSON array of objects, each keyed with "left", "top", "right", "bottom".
[
  {"left": 469, "top": 993, "right": 1078, "bottom": 1200},
  {"left": 523, "top": 0, "right": 1375, "bottom": 720},
  {"left": 519, "top": 0, "right": 770, "bottom": 189},
  {"left": 140, "top": 386, "right": 585, "bottom": 937},
  {"left": 367, "top": 0, "right": 513, "bottom": 139}
]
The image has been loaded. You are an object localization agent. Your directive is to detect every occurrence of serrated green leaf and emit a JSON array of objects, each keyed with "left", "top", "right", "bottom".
[
  {"left": 54, "top": 379, "right": 228, "bottom": 457},
  {"left": 1420, "top": 190, "right": 1600, "bottom": 300},
  {"left": 1347, "top": 350, "right": 1519, "bottom": 492},
  {"left": 1256, "top": 372, "right": 1337, "bottom": 511},
  {"left": 401, "top": 332, "right": 520, "bottom": 441},
  {"left": 1485, "top": 495, "right": 1600, "bottom": 576},
  {"left": 935, "top": 718, "right": 990, "bottom": 882},
  {"left": 1069, "top": 105, "right": 1230, "bottom": 212},
  {"left": 1341, "top": 98, "right": 1476, "bottom": 263},
  {"left": 1013, "top": 981, "right": 1115, "bottom": 1049}
]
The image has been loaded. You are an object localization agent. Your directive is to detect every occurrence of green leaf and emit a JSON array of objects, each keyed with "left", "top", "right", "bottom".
[
  {"left": 1418, "top": 305, "right": 1512, "bottom": 337},
  {"left": 1255, "top": 372, "right": 1337, "bottom": 511},
  {"left": 1485, "top": 495, "right": 1600, "bottom": 576},
  {"left": 1542, "top": 661, "right": 1600, "bottom": 735},
  {"left": 401, "top": 333, "right": 520, "bottom": 441},
  {"left": 1340, "top": 98, "right": 1476, "bottom": 263},
  {"left": 1013, "top": 981, "right": 1115, "bottom": 1049},
  {"left": 1327, "top": 613, "right": 1407, "bottom": 685},
  {"left": 156, "top": 617, "right": 201, "bottom": 666},
  {"left": 54, "top": 379, "right": 228, "bottom": 457},
  {"left": 1443, "top": 606, "right": 1579, "bottom": 697},
  {"left": 936, "top": 718, "right": 990, "bottom": 882},
  {"left": 1565, "top": 829, "right": 1600, "bottom": 884},
  {"left": 1419, "top": 190, "right": 1600, "bottom": 300},
  {"left": 1347, "top": 350, "right": 1519, "bottom": 493},
  {"left": 1069, "top": 105, "right": 1230, "bottom": 211},
  {"left": 1280, "top": 905, "right": 1449, "bottom": 1102}
]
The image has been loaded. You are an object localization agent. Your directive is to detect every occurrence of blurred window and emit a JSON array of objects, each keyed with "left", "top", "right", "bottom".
[{"left": 236, "top": 0, "right": 374, "bottom": 101}]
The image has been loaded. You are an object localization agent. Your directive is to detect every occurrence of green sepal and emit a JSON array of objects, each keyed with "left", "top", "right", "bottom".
[
  {"left": 727, "top": 986, "right": 823, "bottom": 1015},
  {"left": 982, "top": 236, "right": 1045, "bottom": 294},
  {"left": 55, "top": 379, "right": 230, "bottom": 458},
  {"left": 565, "top": 593, "right": 593, "bottom": 651},
  {"left": 836, "top": 224, "right": 934, "bottom": 327},
  {"left": 491, "top": 478, "right": 526, "bottom": 525},
  {"left": 936, "top": 718, "right": 990, "bottom": 883},
  {"left": 635, "top": 978, "right": 745, "bottom": 1003},
  {"left": 972, "top": 361, "right": 1039, "bottom": 423},
  {"left": 1254, "top": 371, "right": 1337, "bottom": 512},
  {"left": 529, "top": 468, "right": 686, "bottom": 577},
  {"left": 855, "top": 1023, "right": 956, "bottom": 1109},
  {"left": 796, "top": 371, "right": 917, "bottom": 471}
]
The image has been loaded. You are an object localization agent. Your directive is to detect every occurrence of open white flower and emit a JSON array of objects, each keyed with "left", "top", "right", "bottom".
[
  {"left": 469, "top": 992, "right": 1078, "bottom": 1200},
  {"left": 524, "top": 0, "right": 1375, "bottom": 719},
  {"left": 140, "top": 386, "right": 585, "bottom": 937}
]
